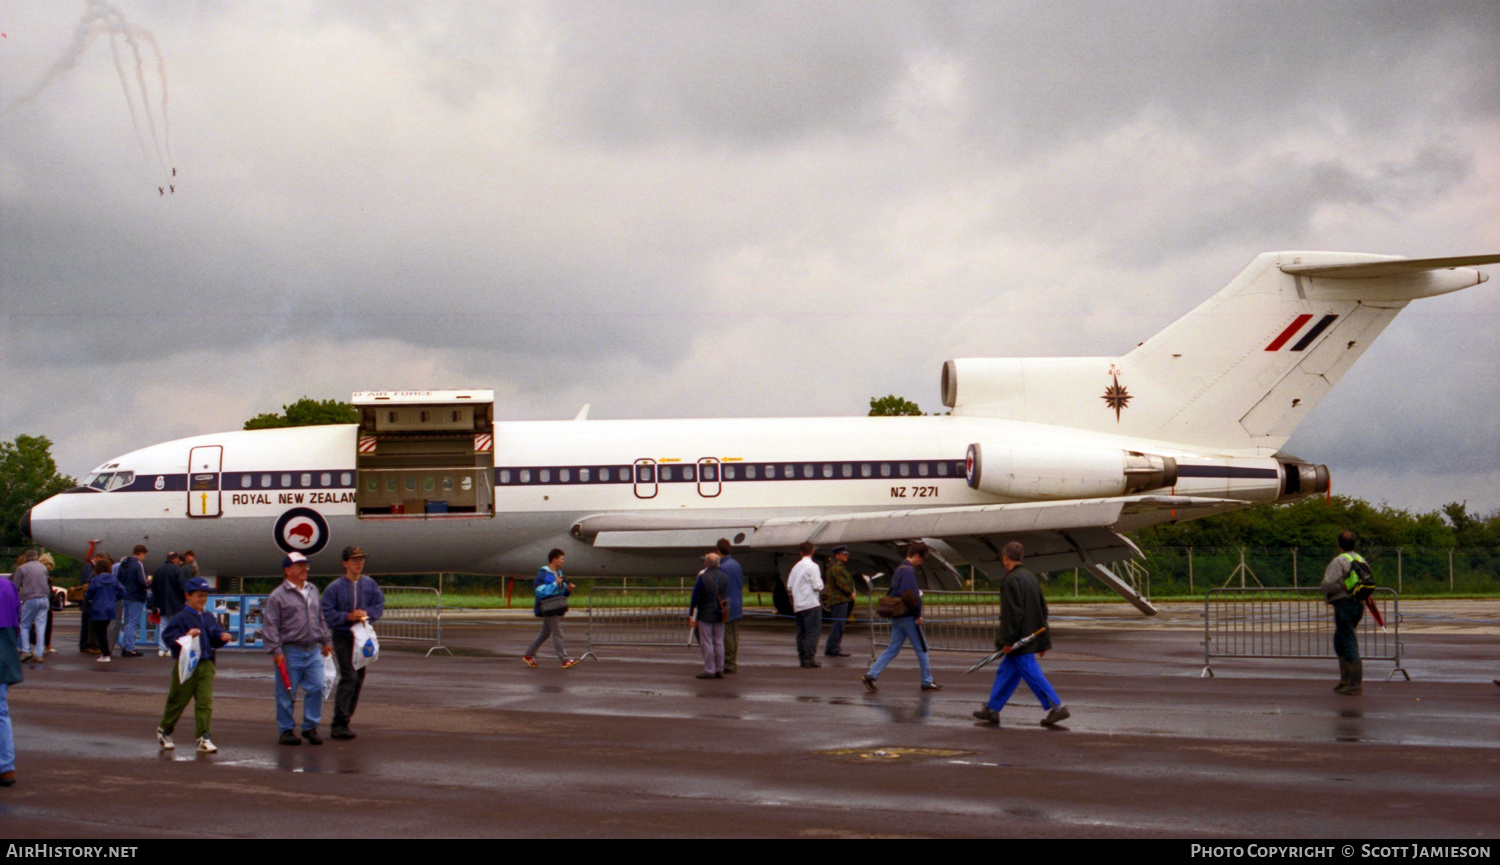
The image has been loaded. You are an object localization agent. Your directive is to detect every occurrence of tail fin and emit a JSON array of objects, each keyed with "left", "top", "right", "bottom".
[{"left": 944, "top": 252, "right": 1495, "bottom": 453}]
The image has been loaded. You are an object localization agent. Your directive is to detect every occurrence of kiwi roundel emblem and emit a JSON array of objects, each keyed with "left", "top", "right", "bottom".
[{"left": 274, "top": 508, "right": 329, "bottom": 557}]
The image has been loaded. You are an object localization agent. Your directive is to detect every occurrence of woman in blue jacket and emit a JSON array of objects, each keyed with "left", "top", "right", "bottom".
[
  {"left": 84, "top": 560, "right": 121, "bottom": 664},
  {"left": 522, "top": 549, "right": 578, "bottom": 668}
]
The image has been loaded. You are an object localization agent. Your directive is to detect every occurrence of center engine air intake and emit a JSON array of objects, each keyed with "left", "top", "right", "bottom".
[{"left": 965, "top": 443, "right": 1178, "bottom": 501}]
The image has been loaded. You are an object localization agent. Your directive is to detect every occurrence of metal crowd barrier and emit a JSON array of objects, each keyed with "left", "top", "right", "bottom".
[
  {"left": 379, "top": 586, "right": 450, "bottom": 656},
  {"left": 865, "top": 590, "right": 1002, "bottom": 659},
  {"left": 585, "top": 586, "right": 695, "bottom": 658},
  {"left": 1202, "top": 587, "right": 1406, "bottom": 679}
]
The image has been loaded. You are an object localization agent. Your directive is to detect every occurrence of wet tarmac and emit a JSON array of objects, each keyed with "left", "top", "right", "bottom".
[{"left": 3, "top": 603, "right": 1498, "bottom": 838}]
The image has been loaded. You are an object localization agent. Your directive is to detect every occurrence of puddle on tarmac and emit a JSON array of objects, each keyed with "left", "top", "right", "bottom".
[{"left": 818, "top": 746, "right": 971, "bottom": 762}]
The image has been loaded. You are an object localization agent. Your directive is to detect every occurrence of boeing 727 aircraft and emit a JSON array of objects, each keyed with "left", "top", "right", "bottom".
[{"left": 21, "top": 251, "right": 1496, "bottom": 614}]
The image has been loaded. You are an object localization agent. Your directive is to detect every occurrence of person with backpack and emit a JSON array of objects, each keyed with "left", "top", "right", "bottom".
[{"left": 1320, "top": 530, "right": 1372, "bottom": 696}]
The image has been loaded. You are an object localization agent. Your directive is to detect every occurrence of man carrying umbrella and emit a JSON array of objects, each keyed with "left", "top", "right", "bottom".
[{"left": 263, "top": 551, "right": 333, "bottom": 746}]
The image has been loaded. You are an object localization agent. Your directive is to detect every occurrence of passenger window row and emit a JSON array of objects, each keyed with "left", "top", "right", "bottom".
[
  {"left": 495, "top": 461, "right": 961, "bottom": 485},
  {"left": 231, "top": 471, "right": 354, "bottom": 490}
]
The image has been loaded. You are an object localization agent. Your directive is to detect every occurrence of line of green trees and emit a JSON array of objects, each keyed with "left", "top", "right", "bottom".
[{"left": 1130, "top": 495, "right": 1500, "bottom": 552}]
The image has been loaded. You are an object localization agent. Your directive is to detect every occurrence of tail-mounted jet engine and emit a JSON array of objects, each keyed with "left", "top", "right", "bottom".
[
  {"left": 1276, "top": 457, "right": 1331, "bottom": 503},
  {"left": 965, "top": 443, "right": 1178, "bottom": 501}
]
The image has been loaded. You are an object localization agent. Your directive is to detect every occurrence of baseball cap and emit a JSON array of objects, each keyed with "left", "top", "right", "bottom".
[
  {"left": 341, "top": 545, "right": 367, "bottom": 561},
  {"left": 282, "top": 551, "right": 309, "bottom": 568},
  {"left": 185, "top": 577, "right": 211, "bottom": 593}
]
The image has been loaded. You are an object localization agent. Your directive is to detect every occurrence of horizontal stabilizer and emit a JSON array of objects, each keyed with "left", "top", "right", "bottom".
[{"left": 1280, "top": 254, "right": 1500, "bottom": 279}]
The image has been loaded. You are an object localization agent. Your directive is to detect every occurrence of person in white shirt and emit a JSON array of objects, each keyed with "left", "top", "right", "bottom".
[{"left": 787, "top": 543, "right": 824, "bottom": 668}]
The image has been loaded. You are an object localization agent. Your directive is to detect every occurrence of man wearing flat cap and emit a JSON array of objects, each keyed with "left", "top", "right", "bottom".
[
  {"left": 320, "top": 546, "right": 384, "bottom": 740},
  {"left": 822, "top": 545, "right": 856, "bottom": 658},
  {"left": 263, "top": 551, "right": 333, "bottom": 746}
]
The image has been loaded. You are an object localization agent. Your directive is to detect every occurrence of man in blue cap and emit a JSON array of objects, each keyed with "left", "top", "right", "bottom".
[{"left": 157, "top": 577, "right": 233, "bottom": 752}]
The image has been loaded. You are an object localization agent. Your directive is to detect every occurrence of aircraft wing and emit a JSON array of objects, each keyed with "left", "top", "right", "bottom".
[
  {"left": 572, "top": 495, "right": 1237, "bottom": 614},
  {"left": 574, "top": 495, "right": 1230, "bottom": 549}
]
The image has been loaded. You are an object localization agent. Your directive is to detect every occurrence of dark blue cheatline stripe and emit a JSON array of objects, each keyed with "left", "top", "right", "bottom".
[
  {"left": 1289, "top": 314, "right": 1338, "bottom": 351},
  {"left": 494, "top": 460, "right": 967, "bottom": 486},
  {"left": 90, "top": 471, "right": 358, "bottom": 493},
  {"left": 1177, "top": 465, "right": 1279, "bottom": 479}
]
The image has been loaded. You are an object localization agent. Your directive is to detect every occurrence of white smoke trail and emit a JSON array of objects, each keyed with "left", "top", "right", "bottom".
[{"left": 5, "top": 1, "right": 174, "bottom": 183}]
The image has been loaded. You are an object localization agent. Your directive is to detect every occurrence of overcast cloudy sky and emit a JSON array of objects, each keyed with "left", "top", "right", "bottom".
[{"left": 2, "top": 1, "right": 1497, "bottom": 514}]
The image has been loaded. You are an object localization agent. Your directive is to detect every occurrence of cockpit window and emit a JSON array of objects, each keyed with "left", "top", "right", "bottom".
[
  {"left": 106, "top": 472, "right": 134, "bottom": 491},
  {"left": 87, "top": 473, "right": 113, "bottom": 490}
]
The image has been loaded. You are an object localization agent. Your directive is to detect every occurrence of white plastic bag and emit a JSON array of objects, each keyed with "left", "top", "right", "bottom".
[
  {"left": 176, "top": 634, "right": 200, "bottom": 682},
  {"left": 351, "top": 621, "right": 379, "bottom": 670},
  {"left": 321, "top": 651, "right": 339, "bottom": 700}
]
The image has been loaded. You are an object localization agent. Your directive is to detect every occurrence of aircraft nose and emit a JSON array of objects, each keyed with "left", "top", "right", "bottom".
[{"left": 19, "top": 507, "right": 32, "bottom": 541}]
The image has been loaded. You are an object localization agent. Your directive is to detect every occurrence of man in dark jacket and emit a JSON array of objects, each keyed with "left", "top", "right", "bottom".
[
  {"left": 716, "top": 539, "right": 745, "bottom": 673},
  {"left": 320, "top": 546, "right": 385, "bottom": 739},
  {"left": 973, "top": 541, "right": 1069, "bottom": 727},
  {"left": 116, "top": 545, "right": 149, "bottom": 657},
  {"left": 151, "top": 553, "right": 188, "bottom": 657}
]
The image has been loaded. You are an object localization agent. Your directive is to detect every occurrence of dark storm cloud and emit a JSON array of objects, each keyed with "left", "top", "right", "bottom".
[
  {"left": 544, "top": 1, "right": 913, "bottom": 146},
  {"left": 921, "top": 2, "right": 1500, "bottom": 150}
]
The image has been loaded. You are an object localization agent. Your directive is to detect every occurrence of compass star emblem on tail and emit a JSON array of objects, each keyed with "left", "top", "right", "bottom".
[{"left": 1102, "top": 364, "right": 1131, "bottom": 421}]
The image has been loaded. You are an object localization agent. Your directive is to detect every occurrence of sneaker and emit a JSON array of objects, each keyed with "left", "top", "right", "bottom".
[
  {"left": 921, "top": 682, "right": 944, "bottom": 692},
  {"left": 861, "top": 674, "right": 878, "bottom": 692},
  {"left": 1041, "top": 705, "right": 1071, "bottom": 727},
  {"left": 279, "top": 730, "right": 301, "bottom": 746},
  {"left": 121, "top": 650, "right": 142, "bottom": 658},
  {"left": 973, "top": 707, "right": 1000, "bottom": 725},
  {"left": 157, "top": 727, "right": 175, "bottom": 750},
  {"left": 301, "top": 728, "right": 323, "bottom": 746},
  {"left": 18, "top": 652, "right": 33, "bottom": 663},
  {"left": 330, "top": 727, "right": 356, "bottom": 740},
  {"left": 196, "top": 737, "right": 217, "bottom": 753},
  {"left": 521, "top": 655, "right": 538, "bottom": 668},
  {"left": 97, "top": 655, "right": 111, "bottom": 663},
  {"left": 158, "top": 650, "right": 169, "bottom": 658},
  {"left": 561, "top": 658, "right": 580, "bottom": 669},
  {"left": 45, "top": 647, "right": 56, "bottom": 655}
]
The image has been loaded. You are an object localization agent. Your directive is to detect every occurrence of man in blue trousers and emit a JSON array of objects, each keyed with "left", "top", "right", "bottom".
[
  {"left": 973, "top": 541, "right": 1070, "bottom": 727},
  {"left": 263, "top": 551, "right": 333, "bottom": 746}
]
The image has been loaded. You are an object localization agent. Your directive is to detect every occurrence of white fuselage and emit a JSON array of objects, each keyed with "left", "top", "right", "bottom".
[{"left": 27, "top": 415, "right": 1282, "bottom": 578}]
